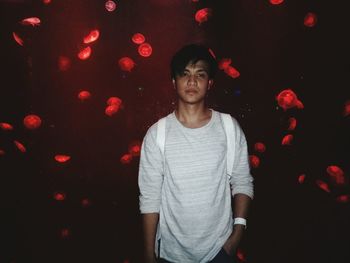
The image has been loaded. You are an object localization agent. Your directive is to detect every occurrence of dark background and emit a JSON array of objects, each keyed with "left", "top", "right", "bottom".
[{"left": 0, "top": 0, "right": 349, "bottom": 262}]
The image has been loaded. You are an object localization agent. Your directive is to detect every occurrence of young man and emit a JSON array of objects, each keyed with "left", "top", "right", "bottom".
[{"left": 138, "top": 44, "right": 254, "bottom": 263}]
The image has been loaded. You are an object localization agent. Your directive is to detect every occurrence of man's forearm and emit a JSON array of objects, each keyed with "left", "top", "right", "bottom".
[
  {"left": 223, "top": 193, "right": 252, "bottom": 255},
  {"left": 142, "top": 213, "right": 159, "bottom": 262}
]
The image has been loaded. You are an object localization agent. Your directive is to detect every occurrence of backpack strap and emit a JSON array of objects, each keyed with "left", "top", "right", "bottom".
[
  {"left": 156, "top": 117, "right": 167, "bottom": 155},
  {"left": 220, "top": 113, "right": 235, "bottom": 176}
]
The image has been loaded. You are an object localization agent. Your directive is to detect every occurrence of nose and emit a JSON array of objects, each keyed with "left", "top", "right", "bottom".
[{"left": 187, "top": 74, "right": 197, "bottom": 85}]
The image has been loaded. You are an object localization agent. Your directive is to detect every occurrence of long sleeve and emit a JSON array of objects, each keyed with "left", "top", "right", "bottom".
[
  {"left": 229, "top": 118, "right": 254, "bottom": 199},
  {"left": 138, "top": 124, "right": 164, "bottom": 214}
]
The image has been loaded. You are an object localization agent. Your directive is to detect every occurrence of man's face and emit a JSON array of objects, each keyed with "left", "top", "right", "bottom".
[{"left": 173, "top": 60, "right": 213, "bottom": 105}]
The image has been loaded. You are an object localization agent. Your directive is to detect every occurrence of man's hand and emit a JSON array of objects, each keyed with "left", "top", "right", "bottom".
[{"left": 222, "top": 224, "right": 245, "bottom": 256}]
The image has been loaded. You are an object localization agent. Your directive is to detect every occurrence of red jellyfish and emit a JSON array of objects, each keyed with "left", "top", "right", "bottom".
[
  {"left": 78, "top": 46, "right": 92, "bottom": 60},
  {"left": 105, "top": 104, "right": 120, "bottom": 116},
  {"left": 287, "top": 117, "right": 297, "bottom": 131},
  {"left": 128, "top": 141, "right": 141, "bottom": 157},
  {"left": 304, "top": 12, "right": 317, "bottom": 27},
  {"left": 21, "top": 17, "right": 41, "bottom": 26},
  {"left": 58, "top": 56, "right": 71, "bottom": 71},
  {"left": 23, "top": 114, "right": 42, "bottom": 130},
  {"left": 276, "top": 89, "right": 303, "bottom": 111},
  {"left": 327, "top": 165, "right": 346, "bottom": 186},
  {"left": 316, "top": 180, "right": 330, "bottom": 193},
  {"left": 78, "top": 90, "right": 91, "bottom": 101},
  {"left": 105, "top": 0, "right": 117, "bottom": 12},
  {"left": 224, "top": 66, "right": 240, "bottom": 79},
  {"left": 118, "top": 57, "right": 135, "bottom": 72},
  {"left": 138, "top": 43, "right": 153, "bottom": 57},
  {"left": 269, "top": 0, "right": 284, "bottom": 5},
  {"left": 195, "top": 8, "right": 212, "bottom": 24},
  {"left": 281, "top": 134, "right": 293, "bottom": 145},
  {"left": 107, "top": 96, "right": 122, "bottom": 106},
  {"left": 60, "top": 228, "right": 70, "bottom": 239},
  {"left": 55, "top": 154, "right": 71, "bottom": 163},
  {"left": 336, "top": 195, "right": 350, "bottom": 203},
  {"left": 0, "top": 122, "right": 14, "bottom": 131},
  {"left": 120, "top": 153, "right": 133, "bottom": 164},
  {"left": 54, "top": 191, "right": 66, "bottom": 201},
  {"left": 208, "top": 48, "right": 216, "bottom": 59},
  {"left": 249, "top": 155, "right": 260, "bottom": 168},
  {"left": 13, "top": 32, "right": 24, "bottom": 46},
  {"left": 298, "top": 174, "right": 306, "bottom": 184},
  {"left": 343, "top": 100, "right": 350, "bottom": 116},
  {"left": 105, "top": 97, "right": 122, "bottom": 116},
  {"left": 254, "top": 142, "right": 266, "bottom": 153},
  {"left": 132, "top": 33, "right": 145, "bottom": 45},
  {"left": 14, "top": 140, "right": 26, "bottom": 153},
  {"left": 218, "top": 58, "right": 232, "bottom": 70},
  {"left": 83, "top": 29, "right": 100, "bottom": 44},
  {"left": 81, "top": 198, "right": 91, "bottom": 207},
  {"left": 236, "top": 249, "right": 247, "bottom": 262},
  {"left": 43, "top": 0, "right": 51, "bottom": 5}
]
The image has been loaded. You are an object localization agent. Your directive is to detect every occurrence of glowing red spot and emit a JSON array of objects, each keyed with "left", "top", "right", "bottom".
[
  {"left": 195, "top": 8, "right": 212, "bottom": 24},
  {"left": 81, "top": 198, "right": 91, "bottom": 207},
  {"left": 78, "top": 90, "right": 91, "bottom": 101},
  {"left": 269, "top": 0, "right": 284, "bottom": 5},
  {"left": 120, "top": 153, "right": 133, "bottom": 164},
  {"left": 336, "top": 195, "right": 350, "bottom": 203},
  {"left": 54, "top": 191, "right": 66, "bottom": 201},
  {"left": 23, "top": 114, "right": 42, "bottom": 130},
  {"left": 43, "top": 0, "right": 51, "bottom": 4},
  {"left": 21, "top": 17, "right": 41, "bottom": 26},
  {"left": 218, "top": 58, "right": 232, "bottom": 70},
  {"left": 78, "top": 46, "right": 92, "bottom": 60},
  {"left": 60, "top": 228, "right": 70, "bottom": 239},
  {"left": 105, "top": 105, "right": 120, "bottom": 116},
  {"left": 0, "top": 149, "right": 5, "bottom": 156},
  {"left": 105, "top": 0, "right": 117, "bottom": 12},
  {"left": 132, "top": 33, "right": 146, "bottom": 44},
  {"left": 14, "top": 140, "right": 26, "bottom": 153},
  {"left": 254, "top": 142, "right": 266, "bottom": 153},
  {"left": 107, "top": 96, "right": 122, "bottom": 107},
  {"left": 13, "top": 32, "right": 24, "bottom": 46},
  {"left": 118, "top": 57, "right": 135, "bottom": 72},
  {"left": 138, "top": 43, "right": 153, "bottom": 57},
  {"left": 287, "top": 117, "right": 297, "bottom": 130},
  {"left": 249, "top": 155, "right": 260, "bottom": 168},
  {"left": 58, "top": 56, "right": 71, "bottom": 71},
  {"left": 0, "top": 122, "right": 14, "bottom": 131},
  {"left": 304, "top": 12, "right": 317, "bottom": 27},
  {"left": 224, "top": 66, "right": 240, "bottom": 79},
  {"left": 83, "top": 29, "right": 100, "bottom": 44},
  {"left": 298, "top": 174, "right": 306, "bottom": 184},
  {"left": 327, "top": 165, "right": 346, "bottom": 186},
  {"left": 316, "top": 180, "right": 330, "bottom": 193},
  {"left": 128, "top": 141, "right": 141, "bottom": 157},
  {"left": 343, "top": 100, "right": 350, "bottom": 116},
  {"left": 208, "top": 48, "right": 216, "bottom": 59},
  {"left": 236, "top": 248, "right": 246, "bottom": 262},
  {"left": 281, "top": 134, "right": 293, "bottom": 145},
  {"left": 276, "top": 89, "right": 303, "bottom": 111},
  {"left": 55, "top": 155, "right": 71, "bottom": 163}
]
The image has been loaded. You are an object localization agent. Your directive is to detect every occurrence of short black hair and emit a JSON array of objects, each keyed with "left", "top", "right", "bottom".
[{"left": 170, "top": 44, "right": 218, "bottom": 80}]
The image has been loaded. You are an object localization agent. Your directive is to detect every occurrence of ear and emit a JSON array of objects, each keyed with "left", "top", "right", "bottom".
[{"left": 208, "top": 79, "right": 214, "bottom": 90}]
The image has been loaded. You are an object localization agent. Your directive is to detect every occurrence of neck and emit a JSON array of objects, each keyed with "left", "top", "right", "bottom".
[{"left": 175, "top": 101, "right": 211, "bottom": 128}]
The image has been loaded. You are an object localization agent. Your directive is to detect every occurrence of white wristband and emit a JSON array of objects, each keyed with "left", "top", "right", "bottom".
[{"left": 233, "top": 217, "right": 247, "bottom": 229}]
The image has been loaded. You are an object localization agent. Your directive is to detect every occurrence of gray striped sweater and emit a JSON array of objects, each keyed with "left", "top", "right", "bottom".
[{"left": 138, "top": 110, "right": 254, "bottom": 262}]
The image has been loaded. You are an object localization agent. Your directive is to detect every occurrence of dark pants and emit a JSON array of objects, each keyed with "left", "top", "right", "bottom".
[{"left": 158, "top": 248, "right": 237, "bottom": 263}]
